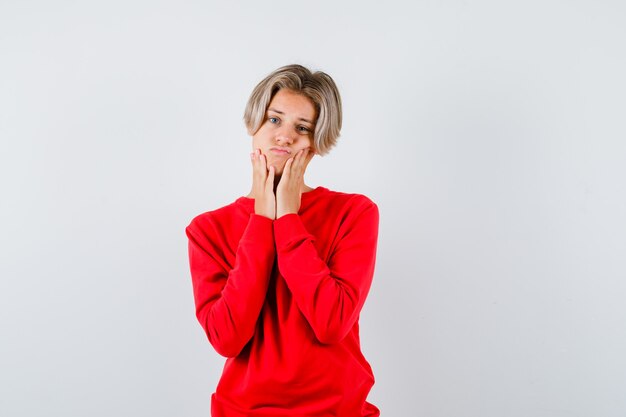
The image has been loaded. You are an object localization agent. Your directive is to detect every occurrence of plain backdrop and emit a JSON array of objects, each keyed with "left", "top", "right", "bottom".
[{"left": 1, "top": 1, "right": 625, "bottom": 416}]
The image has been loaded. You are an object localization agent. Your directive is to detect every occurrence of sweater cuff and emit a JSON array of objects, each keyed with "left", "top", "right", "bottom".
[
  {"left": 241, "top": 213, "right": 274, "bottom": 244},
  {"left": 273, "top": 213, "right": 313, "bottom": 250}
]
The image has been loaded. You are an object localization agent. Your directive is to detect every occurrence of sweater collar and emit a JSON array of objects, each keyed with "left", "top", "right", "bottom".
[{"left": 236, "top": 186, "right": 328, "bottom": 212}]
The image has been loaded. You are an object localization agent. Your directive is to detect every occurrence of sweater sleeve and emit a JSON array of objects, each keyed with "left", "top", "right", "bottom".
[
  {"left": 186, "top": 213, "right": 275, "bottom": 358},
  {"left": 273, "top": 200, "right": 379, "bottom": 344}
]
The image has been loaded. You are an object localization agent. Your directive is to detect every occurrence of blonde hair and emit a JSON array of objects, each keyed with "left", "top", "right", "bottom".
[{"left": 243, "top": 64, "right": 342, "bottom": 156}]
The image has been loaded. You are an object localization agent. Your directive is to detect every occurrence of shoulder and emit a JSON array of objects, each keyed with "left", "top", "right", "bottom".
[
  {"left": 186, "top": 198, "right": 247, "bottom": 237},
  {"left": 315, "top": 189, "right": 379, "bottom": 242},
  {"left": 314, "top": 187, "right": 379, "bottom": 222},
  {"left": 322, "top": 187, "right": 377, "bottom": 210}
]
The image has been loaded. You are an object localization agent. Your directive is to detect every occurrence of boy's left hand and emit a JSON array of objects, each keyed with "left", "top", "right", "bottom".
[{"left": 276, "top": 148, "right": 314, "bottom": 218}]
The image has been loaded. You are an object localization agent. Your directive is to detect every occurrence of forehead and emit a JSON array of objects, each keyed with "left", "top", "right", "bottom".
[{"left": 268, "top": 89, "right": 317, "bottom": 121}]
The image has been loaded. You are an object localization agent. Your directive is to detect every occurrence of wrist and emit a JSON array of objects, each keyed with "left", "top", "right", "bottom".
[
  {"left": 276, "top": 212, "right": 296, "bottom": 220},
  {"left": 276, "top": 208, "right": 297, "bottom": 218}
]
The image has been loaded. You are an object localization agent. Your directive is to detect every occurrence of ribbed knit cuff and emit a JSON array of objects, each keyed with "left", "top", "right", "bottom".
[
  {"left": 241, "top": 213, "right": 274, "bottom": 245},
  {"left": 273, "top": 213, "right": 313, "bottom": 250}
]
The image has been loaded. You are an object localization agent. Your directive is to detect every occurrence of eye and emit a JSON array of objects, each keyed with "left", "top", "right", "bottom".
[
  {"left": 268, "top": 117, "right": 279, "bottom": 124},
  {"left": 298, "top": 125, "right": 311, "bottom": 133}
]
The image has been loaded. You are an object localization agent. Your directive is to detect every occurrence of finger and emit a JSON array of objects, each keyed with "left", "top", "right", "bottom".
[
  {"left": 292, "top": 148, "right": 310, "bottom": 175},
  {"left": 289, "top": 149, "right": 303, "bottom": 169},
  {"left": 252, "top": 149, "right": 259, "bottom": 166},
  {"left": 266, "top": 164, "right": 275, "bottom": 189},
  {"left": 303, "top": 148, "right": 314, "bottom": 170},
  {"left": 283, "top": 156, "right": 294, "bottom": 178},
  {"left": 277, "top": 159, "right": 292, "bottom": 189},
  {"left": 299, "top": 148, "right": 312, "bottom": 164},
  {"left": 297, "top": 148, "right": 307, "bottom": 161},
  {"left": 253, "top": 150, "right": 268, "bottom": 186},
  {"left": 251, "top": 151, "right": 260, "bottom": 176}
]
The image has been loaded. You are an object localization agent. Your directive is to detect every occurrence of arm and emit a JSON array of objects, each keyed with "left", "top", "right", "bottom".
[
  {"left": 273, "top": 200, "right": 379, "bottom": 344},
  {"left": 186, "top": 213, "right": 275, "bottom": 357}
]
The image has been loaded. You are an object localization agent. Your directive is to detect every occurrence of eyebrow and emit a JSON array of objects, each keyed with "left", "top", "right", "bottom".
[{"left": 267, "top": 108, "right": 314, "bottom": 125}]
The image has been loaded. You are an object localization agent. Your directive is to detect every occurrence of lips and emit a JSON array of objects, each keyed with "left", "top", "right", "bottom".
[{"left": 270, "top": 147, "right": 291, "bottom": 156}]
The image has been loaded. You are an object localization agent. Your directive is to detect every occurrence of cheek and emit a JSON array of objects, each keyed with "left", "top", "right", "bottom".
[{"left": 251, "top": 129, "right": 269, "bottom": 149}]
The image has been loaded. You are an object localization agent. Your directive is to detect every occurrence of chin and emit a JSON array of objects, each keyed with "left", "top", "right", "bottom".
[{"left": 269, "top": 162, "right": 286, "bottom": 175}]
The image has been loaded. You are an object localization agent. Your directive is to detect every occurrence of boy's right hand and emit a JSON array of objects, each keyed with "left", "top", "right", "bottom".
[{"left": 250, "top": 148, "right": 276, "bottom": 220}]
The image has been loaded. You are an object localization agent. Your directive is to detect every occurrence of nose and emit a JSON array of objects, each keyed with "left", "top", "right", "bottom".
[{"left": 275, "top": 133, "right": 294, "bottom": 146}]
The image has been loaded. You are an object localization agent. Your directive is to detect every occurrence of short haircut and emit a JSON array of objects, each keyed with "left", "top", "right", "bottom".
[{"left": 243, "top": 64, "right": 342, "bottom": 156}]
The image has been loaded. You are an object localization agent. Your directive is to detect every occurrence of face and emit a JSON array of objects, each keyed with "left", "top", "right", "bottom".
[{"left": 251, "top": 88, "right": 317, "bottom": 175}]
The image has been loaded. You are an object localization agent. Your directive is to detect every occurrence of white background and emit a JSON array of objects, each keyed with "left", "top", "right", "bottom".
[{"left": 1, "top": 1, "right": 625, "bottom": 416}]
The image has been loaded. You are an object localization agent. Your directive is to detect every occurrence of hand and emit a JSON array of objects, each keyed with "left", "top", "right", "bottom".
[
  {"left": 276, "top": 148, "right": 314, "bottom": 218},
  {"left": 250, "top": 148, "right": 276, "bottom": 219}
]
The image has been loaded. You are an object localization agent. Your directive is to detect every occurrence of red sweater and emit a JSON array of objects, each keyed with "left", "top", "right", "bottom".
[{"left": 186, "top": 186, "right": 380, "bottom": 417}]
